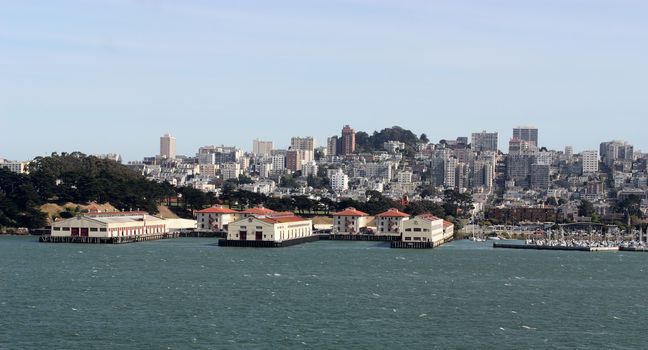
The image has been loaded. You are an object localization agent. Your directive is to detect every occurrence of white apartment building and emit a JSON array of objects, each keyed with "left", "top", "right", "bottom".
[
  {"left": 253, "top": 139, "right": 273, "bottom": 156},
  {"left": 581, "top": 150, "right": 599, "bottom": 175},
  {"left": 397, "top": 170, "right": 413, "bottom": 184},
  {"left": 221, "top": 163, "right": 241, "bottom": 180},
  {"left": 330, "top": 169, "right": 349, "bottom": 192},
  {"left": 0, "top": 161, "right": 29, "bottom": 174},
  {"left": 301, "top": 161, "right": 318, "bottom": 177},
  {"left": 196, "top": 205, "right": 239, "bottom": 231},
  {"left": 332, "top": 207, "right": 369, "bottom": 234},
  {"left": 375, "top": 208, "right": 410, "bottom": 235}
]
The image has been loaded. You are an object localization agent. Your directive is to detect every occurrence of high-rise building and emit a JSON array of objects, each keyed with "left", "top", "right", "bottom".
[
  {"left": 252, "top": 139, "right": 273, "bottom": 157},
  {"left": 327, "top": 136, "right": 338, "bottom": 157},
  {"left": 513, "top": 126, "right": 538, "bottom": 147},
  {"left": 599, "top": 140, "right": 633, "bottom": 166},
  {"left": 160, "top": 133, "right": 176, "bottom": 159},
  {"left": 581, "top": 150, "right": 599, "bottom": 175},
  {"left": 340, "top": 125, "right": 356, "bottom": 155},
  {"left": 330, "top": 169, "right": 349, "bottom": 192},
  {"left": 471, "top": 131, "right": 499, "bottom": 152},
  {"left": 290, "top": 137, "right": 315, "bottom": 152},
  {"left": 285, "top": 150, "right": 301, "bottom": 172},
  {"left": 291, "top": 136, "right": 315, "bottom": 163},
  {"left": 530, "top": 164, "right": 550, "bottom": 190}
]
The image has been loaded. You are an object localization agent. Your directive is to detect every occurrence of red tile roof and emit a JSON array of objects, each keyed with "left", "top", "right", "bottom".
[
  {"left": 443, "top": 220, "right": 454, "bottom": 228},
  {"left": 333, "top": 207, "right": 368, "bottom": 217},
  {"left": 375, "top": 208, "right": 410, "bottom": 218},
  {"left": 240, "top": 206, "right": 276, "bottom": 215},
  {"left": 197, "top": 205, "right": 238, "bottom": 214},
  {"left": 416, "top": 213, "right": 441, "bottom": 221},
  {"left": 261, "top": 216, "right": 309, "bottom": 224}
]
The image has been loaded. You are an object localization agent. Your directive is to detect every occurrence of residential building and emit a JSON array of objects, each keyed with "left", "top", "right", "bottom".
[
  {"left": 160, "top": 133, "right": 176, "bottom": 159},
  {"left": 513, "top": 126, "right": 538, "bottom": 147},
  {"left": 0, "top": 161, "right": 29, "bottom": 174},
  {"left": 285, "top": 150, "right": 301, "bottom": 172},
  {"left": 330, "top": 169, "right": 349, "bottom": 192},
  {"left": 375, "top": 208, "right": 410, "bottom": 235},
  {"left": 530, "top": 164, "right": 550, "bottom": 190},
  {"left": 196, "top": 205, "right": 239, "bottom": 231},
  {"left": 252, "top": 139, "right": 273, "bottom": 157},
  {"left": 221, "top": 163, "right": 241, "bottom": 180},
  {"left": 301, "top": 161, "right": 318, "bottom": 177},
  {"left": 333, "top": 207, "right": 369, "bottom": 234},
  {"left": 471, "top": 131, "right": 499, "bottom": 152},
  {"left": 327, "top": 136, "right": 338, "bottom": 157},
  {"left": 581, "top": 150, "right": 599, "bottom": 175},
  {"left": 340, "top": 125, "right": 356, "bottom": 155}
]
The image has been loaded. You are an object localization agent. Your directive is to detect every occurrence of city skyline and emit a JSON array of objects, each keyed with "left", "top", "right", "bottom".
[{"left": 2, "top": 1, "right": 647, "bottom": 161}]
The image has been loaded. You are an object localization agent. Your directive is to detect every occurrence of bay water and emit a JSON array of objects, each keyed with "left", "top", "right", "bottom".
[{"left": 1, "top": 236, "right": 647, "bottom": 349}]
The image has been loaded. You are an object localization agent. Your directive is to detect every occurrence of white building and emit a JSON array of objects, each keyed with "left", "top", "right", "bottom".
[
  {"left": 51, "top": 212, "right": 168, "bottom": 238},
  {"left": 253, "top": 139, "right": 273, "bottom": 156},
  {"left": 397, "top": 170, "right": 413, "bottom": 184},
  {"left": 400, "top": 214, "right": 451, "bottom": 246},
  {"left": 330, "top": 169, "right": 349, "bottom": 192},
  {"left": 227, "top": 215, "right": 312, "bottom": 242},
  {"left": 221, "top": 163, "right": 241, "bottom": 180},
  {"left": 196, "top": 205, "right": 239, "bottom": 231},
  {"left": 160, "top": 133, "right": 176, "bottom": 159},
  {"left": 272, "top": 154, "right": 285, "bottom": 171},
  {"left": 0, "top": 161, "right": 29, "bottom": 174},
  {"left": 581, "top": 150, "right": 599, "bottom": 175},
  {"left": 375, "top": 208, "right": 410, "bottom": 235},
  {"left": 301, "top": 161, "right": 319, "bottom": 177},
  {"left": 332, "top": 207, "right": 369, "bottom": 234}
]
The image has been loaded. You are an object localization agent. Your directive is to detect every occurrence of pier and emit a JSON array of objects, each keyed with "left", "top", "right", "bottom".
[
  {"left": 179, "top": 230, "right": 227, "bottom": 238},
  {"left": 217, "top": 235, "right": 320, "bottom": 248},
  {"left": 39, "top": 232, "right": 180, "bottom": 244},
  {"left": 318, "top": 234, "right": 399, "bottom": 242}
]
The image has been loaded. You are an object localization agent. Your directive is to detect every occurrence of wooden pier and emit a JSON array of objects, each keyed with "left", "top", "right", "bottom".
[
  {"left": 319, "top": 234, "right": 399, "bottom": 242},
  {"left": 39, "top": 232, "right": 180, "bottom": 244},
  {"left": 218, "top": 235, "right": 320, "bottom": 248},
  {"left": 179, "top": 230, "right": 227, "bottom": 238}
]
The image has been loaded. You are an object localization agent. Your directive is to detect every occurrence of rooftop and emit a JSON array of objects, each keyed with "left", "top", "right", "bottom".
[
  {"left": 333, "top": 207, "right": 369, "bottom": 217},
  {"left": 375, "top": 208, "right": 410, "bottom": 218}
]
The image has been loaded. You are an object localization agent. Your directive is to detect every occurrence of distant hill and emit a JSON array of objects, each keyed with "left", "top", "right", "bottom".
[{"left": 355, "top": 126, "right": 424, "bottom": 153}]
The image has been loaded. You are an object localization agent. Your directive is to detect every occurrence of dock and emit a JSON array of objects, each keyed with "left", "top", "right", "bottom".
[
  {"left": 217, "top": 235, "right": 320, "bottom": 248},
  {"left": 39, "top": 232, "right": 180, "bottom": 244},
  {"left": 319, "top": 234, "right": 399, "bottom": 242},
  {"left": 619, "top": 246, "right": 648, "bottom": 253},
  {"left": 179, "top": 230, "right": 227, "bottom": 238},
  {"left": 390, "top": 237, "right": 452, "bottom": 249},
  {"left": 493, "top": 242, "right": 619, "bottom": 252}
]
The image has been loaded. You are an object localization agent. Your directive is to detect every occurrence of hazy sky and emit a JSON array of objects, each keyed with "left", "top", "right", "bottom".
[{"left": 1, "top": 0, "right": 647, "bottom": 161}]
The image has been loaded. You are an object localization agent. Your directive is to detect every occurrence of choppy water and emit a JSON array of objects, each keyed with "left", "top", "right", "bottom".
[{"left": 0, "top": 236, "right": 647, "bottom": 349}]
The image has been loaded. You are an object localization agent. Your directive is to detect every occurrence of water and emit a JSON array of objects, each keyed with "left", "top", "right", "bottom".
[{"left": 1, "top": 236, "right": 647, "bottom": 349}]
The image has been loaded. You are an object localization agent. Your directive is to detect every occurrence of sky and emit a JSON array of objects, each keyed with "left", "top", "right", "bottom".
[{"left": 1, "top": 0, "right": 647, "bottom": 162}]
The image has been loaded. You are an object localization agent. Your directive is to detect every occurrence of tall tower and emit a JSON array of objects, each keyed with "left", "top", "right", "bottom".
[
  {"left": 160, "top": 133, "right": 176, "bottom": 159},
  {"left": 340, "top": 125, "right": 356, "bottom": 155},
  {"left": 513, "top": 126, "right": 538, "bottom": 148}
]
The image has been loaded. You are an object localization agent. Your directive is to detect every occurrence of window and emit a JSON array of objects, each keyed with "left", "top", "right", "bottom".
[
  {"left": 413, "top": 228, "right": 421, "bottom": 232},
  {"left": 405, "top": 228, "right": 412, "bottom": 232},
  {"left": 62, "top": 227, "right": 70, "bottom": 231},
  {"left": 405, "top": 237, "right": 411, "bottom": 240},
  {"left": 99, "top": 228, "right": 107, "bottom": 232},
  {"left": 414, "top": 237, "right": 421, "bottom": 241},
  {"left": 90, "top": 228, "right": 98, "bottom": 232},
  {"left": 53, "top": 227, "right": 61, "bottom": 231}
]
